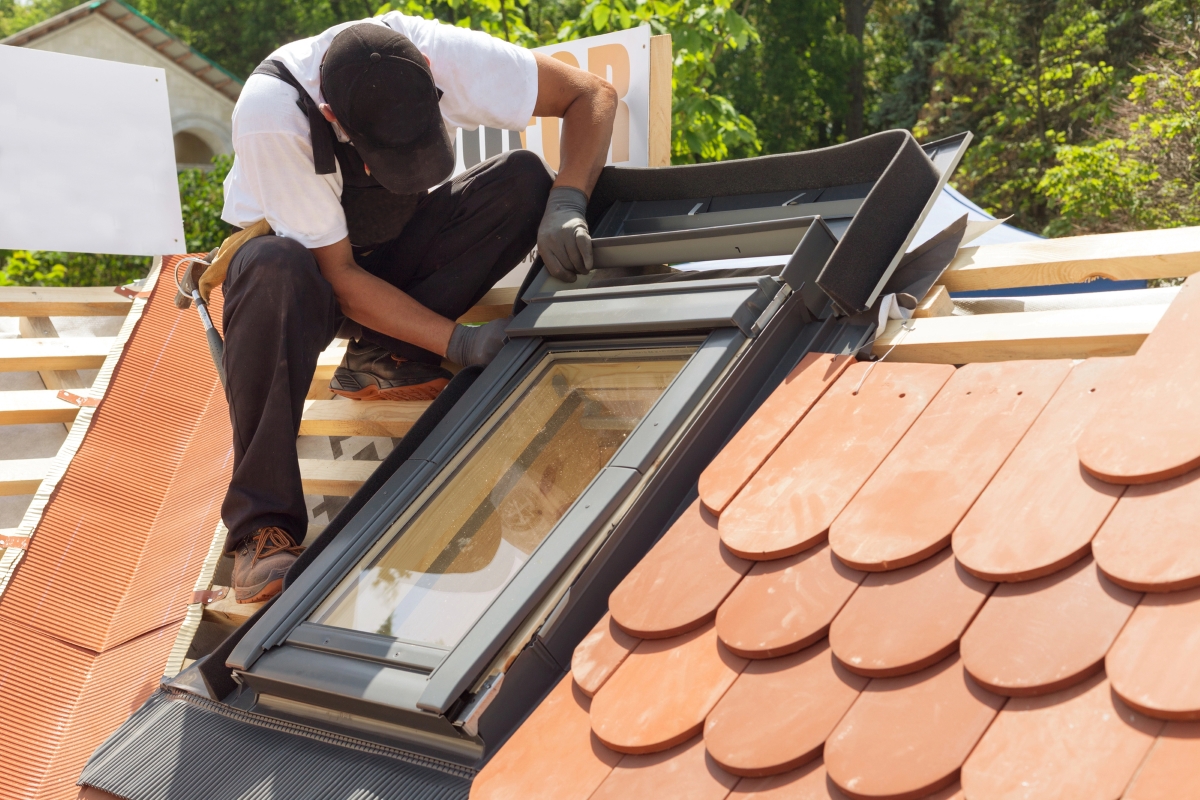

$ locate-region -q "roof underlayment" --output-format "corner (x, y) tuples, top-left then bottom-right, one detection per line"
(0, 258), (231, 800)
(472, 276), (1200, 800)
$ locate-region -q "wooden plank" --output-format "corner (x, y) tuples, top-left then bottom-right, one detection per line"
(313, 341), (347, 384)
(19, 317), (87, 392)
(0, 390), (79, 426)
(0, 286), (131, 317)
(299, 458), (378, 496)
(300, 399), (430, 438)
(648, 34), (673, 168)
(872, 303), (1167, 364)
(940, 227), (1200, 293)
(0, 337), (113, 372)
(202, 587), (266, 626)
(913, 285), (954, 318)
(0, 458), (53, 496)
(455, 286), (519, 324)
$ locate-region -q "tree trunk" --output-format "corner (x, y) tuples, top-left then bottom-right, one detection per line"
(844, 0), (869, 139)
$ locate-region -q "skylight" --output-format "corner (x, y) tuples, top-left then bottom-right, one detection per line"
(311, 346), (695, 649)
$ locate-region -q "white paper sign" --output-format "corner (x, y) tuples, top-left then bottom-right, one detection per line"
(449, 26), (653, 176)
(0, 46), (185, 255)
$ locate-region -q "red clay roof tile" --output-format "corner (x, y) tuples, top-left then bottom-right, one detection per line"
(960, 557), (1139, 696)
(0, 281), (229, 652)
(480, 296), (1200, 800)
(1107, 586), (1200, 720)
(824, 654), (1003, 800)
(1078, 275), (1200, 484)
(952, 358), (1126, 582)
(699, 353), (853, 516)
(0, 263), (231, 799)
(729, 759), (849, 799)
(961, 674), (1161, 800)
(704, 640), (866, 777)
(829, 549), (993, 678)
(590, 622), (747, 754)
(716, 543), (864, 659)
(588, 736), (739, 800)
(1122, 722), (1200, 800)
(572, 611), (641, 697)
(470, 676), (621, 800)
(719, 363), (954, 560)
(609, 500), (752, 639)
(830, 360), (1072, 572)
(1092, 469), (1200, 592)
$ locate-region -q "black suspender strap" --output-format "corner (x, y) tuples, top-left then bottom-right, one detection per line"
(251, 59), (337, 175)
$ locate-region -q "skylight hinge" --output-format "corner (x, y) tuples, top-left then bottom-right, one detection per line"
(749, 283), (793, 338)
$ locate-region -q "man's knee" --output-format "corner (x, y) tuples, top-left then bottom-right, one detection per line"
(225, 235), (333, 315)
(231, 235), (316, 284)
(498, 149), (554, 207)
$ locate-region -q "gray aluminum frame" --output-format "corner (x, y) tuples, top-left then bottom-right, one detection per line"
(228, 327), (748, 758)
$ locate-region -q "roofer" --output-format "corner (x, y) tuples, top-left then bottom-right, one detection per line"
(217, 14), (617, 603)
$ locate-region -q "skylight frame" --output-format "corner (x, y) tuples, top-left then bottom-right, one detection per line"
(229, 331), (744, 744)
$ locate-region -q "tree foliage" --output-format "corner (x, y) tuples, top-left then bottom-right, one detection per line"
(1039, 8), (1200, 234)
(2, 0), (1195, 287)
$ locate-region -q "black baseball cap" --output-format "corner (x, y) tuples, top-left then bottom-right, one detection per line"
(320, 23), (454, 194)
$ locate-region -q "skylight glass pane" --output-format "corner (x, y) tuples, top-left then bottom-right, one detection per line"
(311, 347), (695, 649)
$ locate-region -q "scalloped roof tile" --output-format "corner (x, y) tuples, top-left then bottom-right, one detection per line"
(473, 276), (1200, 800)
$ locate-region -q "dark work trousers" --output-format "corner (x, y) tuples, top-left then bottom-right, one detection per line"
(220, 149), (553, 551)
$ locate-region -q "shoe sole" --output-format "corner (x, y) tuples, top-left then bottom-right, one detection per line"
(236, 577), (282, 604)
(330, 374), (449, 402)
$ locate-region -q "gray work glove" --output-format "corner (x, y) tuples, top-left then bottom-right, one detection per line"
(447, 316), (511, 367)
(537, 186), (593, 282)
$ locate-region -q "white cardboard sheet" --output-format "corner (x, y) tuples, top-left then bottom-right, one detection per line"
(0, 46), (185, 255)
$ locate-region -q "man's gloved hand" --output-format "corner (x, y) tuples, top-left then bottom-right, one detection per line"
(447, 316), (511, 367)
(537, 186), (593, 282)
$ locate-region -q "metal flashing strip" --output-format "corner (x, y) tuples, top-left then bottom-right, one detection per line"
(592, 216), (816, 269)
(508, 282), (776, 338)
(527, 274), (774, 304)
(858, 132), (974, 310)
(161, 520), (229, 678)
(288, 622), (449, 673)
(79, 688), (474, 800)
(0, 257), (161, 600)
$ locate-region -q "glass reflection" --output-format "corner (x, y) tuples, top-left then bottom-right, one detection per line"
(312, 348), (694, 649)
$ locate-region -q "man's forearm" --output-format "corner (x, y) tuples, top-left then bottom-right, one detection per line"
(311, 238), (455, 356)
(555, 83), (617, 195)
(533, 52), (617, 198)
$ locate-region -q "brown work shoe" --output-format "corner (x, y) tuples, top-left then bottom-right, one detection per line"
(330, 340), (451, 401)
(232, 527), (304, 603)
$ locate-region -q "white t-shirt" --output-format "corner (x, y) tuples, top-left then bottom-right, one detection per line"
(221, 13), (539, 249)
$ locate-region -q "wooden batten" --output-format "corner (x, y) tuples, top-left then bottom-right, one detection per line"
(0, 390), (81, 426)
(873, 303), (1166, 364)
(0, 458), (52, 496)
(648, 35), (673, 168)
(0, 337), (113, 373)
(939, 226), (1200, 293)
(298, 458), (377, 496)
(300, 399), (430, 438)
(0, 286), (131, 317)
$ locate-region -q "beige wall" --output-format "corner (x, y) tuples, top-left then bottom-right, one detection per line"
(24, 14), (235, 164)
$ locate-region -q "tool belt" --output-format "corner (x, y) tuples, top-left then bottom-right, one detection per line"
(175, 219), (273, 307)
